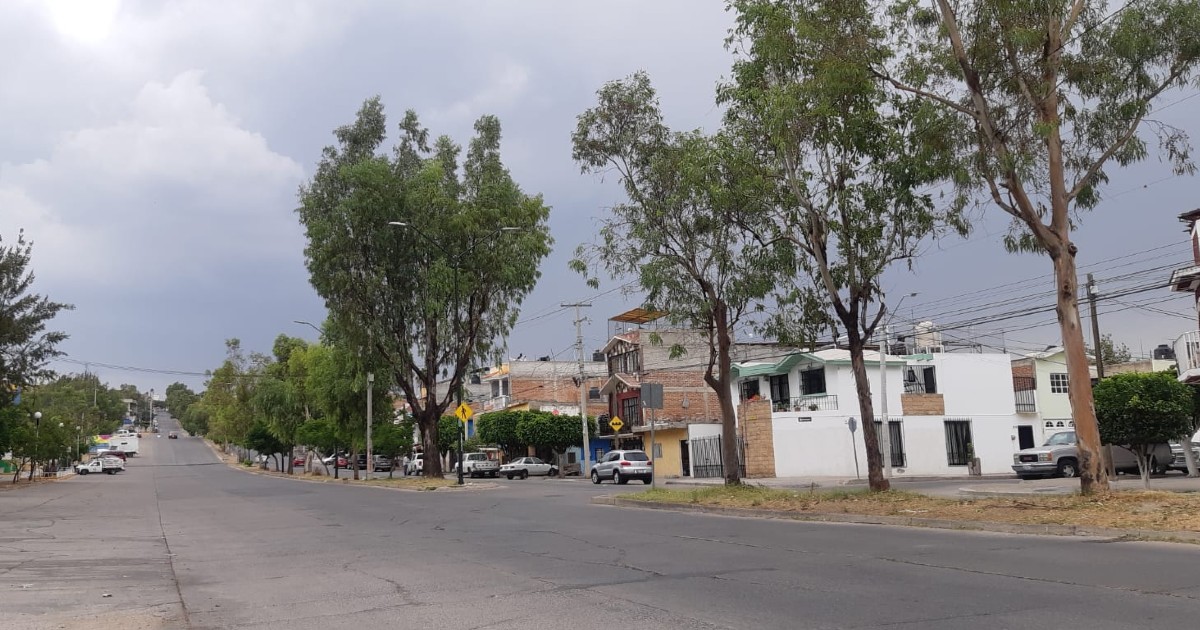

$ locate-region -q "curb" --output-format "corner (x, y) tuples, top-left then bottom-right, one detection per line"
(590, 495), (1200, 544)
(201, 439), (495, 493)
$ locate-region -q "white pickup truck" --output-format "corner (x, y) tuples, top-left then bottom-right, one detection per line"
(75, 457), (124, 475)
(455, 452), (500, 478)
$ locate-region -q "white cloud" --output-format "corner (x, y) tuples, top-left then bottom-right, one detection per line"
(430, 58), (533, 123)
(0, 71), (304, 288)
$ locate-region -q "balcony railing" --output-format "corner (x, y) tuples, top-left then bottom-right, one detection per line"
(1013, 376), (1036, 413)
(1175, 331), (1200, 377)
(481, 395), (509, 412)
(772, 393), (838, 412)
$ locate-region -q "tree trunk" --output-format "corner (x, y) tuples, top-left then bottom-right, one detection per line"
(847, 333), (889, 492)
(351, 447), (359, 480)
(1184, 441), (1198, 478)
(1136, 448), (1151, 490)
(705, 302), (742, 486)
(1051, 251), (1109, 494)
(420, 414), (441, 478)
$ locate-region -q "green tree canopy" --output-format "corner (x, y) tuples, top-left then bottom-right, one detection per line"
(515, 411), (596, 456)
(476, 410), (525, 456)
(1095, 371), (1194, 488)
(297, 99), (553, 478)
(571, 73), (778, 485)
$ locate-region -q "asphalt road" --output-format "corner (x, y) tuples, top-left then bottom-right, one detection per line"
(4, 414), (1200, 629)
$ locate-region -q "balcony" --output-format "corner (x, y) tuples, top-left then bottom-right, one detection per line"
(481, 395), (510, 412)
(1175, 331), (1200, 384)
(771, 393), (838, 412)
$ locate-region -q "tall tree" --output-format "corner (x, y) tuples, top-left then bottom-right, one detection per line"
(164, 382), (200, 420)
(1087, 333), (1133, 367)
(254, 334), (311, 473)
(200, 339), (258, 457)
(879, 0), (1200, 493)
(721, 1), (967, 490)
(571, 73), (778, 485)
(0, 230), (71, 396)
(297, 99), (552, 478)
(304, 342), (390, 480)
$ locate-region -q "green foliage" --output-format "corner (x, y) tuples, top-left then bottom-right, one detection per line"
(179, 405), (209, 436)
(476, 410), (525, 455)
(243, 421), (288, 458)
(0, 230), (72, 394)
(296, 417), (338, 455)
(1095, 372), (1194, 446)
(372, 420), (415, 459)
(165, 382), (199, 420)
(199, 339), (257, 445)
(1088, 333), (1133, 366)
(296, 98), (553, 477)
(304, 342), (391, 450)
(515, 411), (595, 455)
(437, 415), (462, 455)
(23, 373), (128, 438)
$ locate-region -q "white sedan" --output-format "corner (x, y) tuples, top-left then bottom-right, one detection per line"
(499, 457), (558, 480)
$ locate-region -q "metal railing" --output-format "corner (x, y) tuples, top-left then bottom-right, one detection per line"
(481, 395), (509, 412)
(1174, 331), (1200, 376)
(772, 394), (838, 412)
(1013, 376), (1036, 412)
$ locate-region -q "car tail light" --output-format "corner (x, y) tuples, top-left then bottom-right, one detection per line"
(620, 461), (631, 466)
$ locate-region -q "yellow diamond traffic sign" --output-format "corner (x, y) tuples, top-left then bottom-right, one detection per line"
(455, 402), (473, 423)
(608, 416), (624, 431)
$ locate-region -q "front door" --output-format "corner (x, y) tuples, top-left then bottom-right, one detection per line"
(1017, 425), (1035, 450)
(680, 440), (690, 476)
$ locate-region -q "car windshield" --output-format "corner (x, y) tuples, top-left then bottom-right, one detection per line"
(1043, 432), (1076, 446)
(624, 452), (649, 461)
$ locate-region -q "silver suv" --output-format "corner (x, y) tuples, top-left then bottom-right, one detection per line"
(1012, 431), (1172, 479)
(591, 449), (653, 485)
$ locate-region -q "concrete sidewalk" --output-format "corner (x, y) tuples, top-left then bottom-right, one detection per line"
(663, 473), (1013, 489)
(960, 474), (1200, 496)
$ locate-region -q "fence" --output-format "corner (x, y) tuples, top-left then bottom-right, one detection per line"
(690, 434), (746, 479)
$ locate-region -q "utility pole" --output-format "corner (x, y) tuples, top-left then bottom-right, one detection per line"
(366, 372), (374, 479)
(563, 301), (592, 478)
(1087, 273), (1105, 379)
(878, 319), (893, 479)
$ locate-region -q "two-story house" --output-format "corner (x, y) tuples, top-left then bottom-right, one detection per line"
(734, 348), (1026, 478)
(1171, 208), (1200, 384)
(597, 309), (781, 478)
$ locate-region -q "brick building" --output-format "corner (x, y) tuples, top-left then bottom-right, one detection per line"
(597, 310), (782, 477)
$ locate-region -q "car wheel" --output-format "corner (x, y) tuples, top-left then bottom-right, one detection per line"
(615, 471), (628, 485)
(1151, 457), (1168, 476)
(643, 478), (652, 485)
(507, 473), (514, 480)
(549, 467), (558, 477)
(1057, 458), (1079, 478)
(79, 469), (88, 475)
(520, 470), (529, 480)
(490, 471), (497, 478)
(591, 470), (600, 484)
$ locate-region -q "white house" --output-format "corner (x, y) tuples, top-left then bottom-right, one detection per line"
(733, 349), (1025, 478)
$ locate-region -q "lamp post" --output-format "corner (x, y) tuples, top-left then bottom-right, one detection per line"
(57, 422), (64, 471)
(75, 425), (81, 465)
(31, 411), (42, 481)
(389, 221), (521, 486)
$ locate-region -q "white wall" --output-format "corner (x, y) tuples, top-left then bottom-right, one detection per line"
(772, 415), (867, 478)
(686, 423), (724, 477)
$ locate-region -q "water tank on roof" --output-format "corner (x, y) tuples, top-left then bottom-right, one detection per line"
(1154, 344), (1176, 360)
(914, 321), (942, 351)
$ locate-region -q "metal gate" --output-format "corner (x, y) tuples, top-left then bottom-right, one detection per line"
(690, 435), (746, 479)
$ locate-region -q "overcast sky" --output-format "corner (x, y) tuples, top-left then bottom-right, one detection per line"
(2, 0), (1196, 396)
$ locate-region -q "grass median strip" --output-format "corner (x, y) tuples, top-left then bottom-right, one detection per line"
(626, 485), (1200, 533)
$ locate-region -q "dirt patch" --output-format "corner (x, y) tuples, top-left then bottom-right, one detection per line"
(0, 475), (72, 492)
(627, 486), (1200, 532)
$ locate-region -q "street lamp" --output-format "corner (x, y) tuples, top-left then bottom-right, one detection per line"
(31, 411), (42, 481)
(58, 422), (64, 471)
(294, 320), (323, 336)
(388, 221), (522, 485)
(75, 425), (81, 465)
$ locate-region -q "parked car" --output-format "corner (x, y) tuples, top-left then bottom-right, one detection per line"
(591, 449), (653, 485)
(1170, 442), (1200, 474)
(373, 455), (393, 472)
(75, 456), (124, 475)
(292, 455), (307, 467)
(167, 431), (178, 439)
(1012, 431), (1173, 479)
(452, 452), (500, 478)
(405, 452), (424, 476)
(321, 454), (348, 468)
(499, 457), (558, 479)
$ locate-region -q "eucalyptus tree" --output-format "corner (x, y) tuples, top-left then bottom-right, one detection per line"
(571, 73), (780, 485)
(722, 0), (968, 491)
(297, 98), (552, 478)
(304, 342), (391, 480)
(253, 334), (310, 473)
(877, 0), (1200, 493)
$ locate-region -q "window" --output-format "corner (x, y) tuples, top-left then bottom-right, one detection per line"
(588, 387), (601, 400)
(800, 368), (826, 395)
(740, 379), (761, 401)
(652, 443), (662, 458)
(769, 374), (790, 404)
(620, 395), (641, 426)
(1050, 373), (1069, 393)
(873, 420), (906, 467)
(944, 419), (973, 466)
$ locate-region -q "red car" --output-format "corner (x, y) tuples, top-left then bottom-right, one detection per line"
(292, 456), (307, 467)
